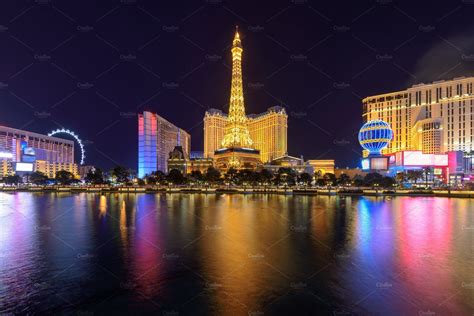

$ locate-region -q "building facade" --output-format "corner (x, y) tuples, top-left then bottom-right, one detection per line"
(167, 146), (214, 175)
(263, 154), (313, 174)
(248, 106), (288, 163)
(0, 125), (77, 178)
(138, 111), (191, 178)
(203, 109), (227, 159)
(35, 161), (78, 179)
(212, 28), (261, 171)
(204, 106), (288, 163)
(308, 159), (335, 175)
(362, 76), (474, 156)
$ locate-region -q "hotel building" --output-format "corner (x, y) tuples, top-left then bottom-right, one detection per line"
(0, 125), (77, 177)
(138, 111), (190, 178)
(362, 76), (474, 156)
(204, 106), (288, 163)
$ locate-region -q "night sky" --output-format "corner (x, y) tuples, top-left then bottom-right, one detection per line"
(1, 0), (474, 170)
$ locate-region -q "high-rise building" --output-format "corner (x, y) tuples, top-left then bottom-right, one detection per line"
(248, 106), (288, 163)
(362, 76), (474, 156)
(203, 30), (288, 164)
(203, 109), (227, 159)
(212, 28), (261, 171)
(0, 125), (77, 177)
(204, 107), (288, 163)
(138, 111), (190, 178)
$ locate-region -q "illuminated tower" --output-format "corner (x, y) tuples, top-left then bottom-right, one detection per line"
(221, 28), (253, 148)
(213, 27), (261, 171)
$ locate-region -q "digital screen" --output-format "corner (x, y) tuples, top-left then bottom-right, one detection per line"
(361, 158), (370, 170)
(15, 162), (34, 172)
(403, 151), (448, 167)
(433, 155), (448, 166)
(0, 152), (13, 159)
(371, 157), (388, 170)
(23, 147), (36, 156)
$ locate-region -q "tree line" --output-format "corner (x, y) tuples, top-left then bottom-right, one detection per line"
(1, 165), (432, 188)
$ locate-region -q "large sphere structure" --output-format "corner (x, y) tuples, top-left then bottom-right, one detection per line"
(358, 120), (393, 156)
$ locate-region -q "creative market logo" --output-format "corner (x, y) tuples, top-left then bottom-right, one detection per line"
(120, 54), (136, 61)
(34, 54), (51, 62)
(77, 82), (94, 90)
(290, 225), (307, 232)
(376, 282), (393, 289)
(162, 25), (179, 32)
(77, 25), (94, 32)
(376, 54), (393, 62)
(205, 54), (222, 62)
(34, 111), (52, 119)
(82, 139), (94, 146)
(461, 54), (474, 62)
(248, 82), (264, 90)
(291, 0), (307, 4)
(162, 82), (179, 89)
(205, 0), (223, 5)
(333, 25), (350, 33)
(162, 253), (180, 260)
(248, 253), (265, 260)
(333, 82), (350, 89)
(333, 139), (350, 146)
(418, 25), (435, 33)
(0, 82), (8, 89)
(120, 112), (137, 119)
(290, 111), (307, 119)
(290, 281), (307, 290)
(205, 225), (222, 231)
(291, 54), (307, 62)
(77, 253), (96, 260)
(0, 25), (8, 32)
(248, 25), (264, 32)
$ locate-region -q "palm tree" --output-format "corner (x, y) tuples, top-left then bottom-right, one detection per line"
(395, 172), (406, 187)
(407, 170), (424, 185)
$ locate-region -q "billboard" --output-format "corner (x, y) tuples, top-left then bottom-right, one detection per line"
(402, 151), (448, 167)
(15, 162), (34, 172)
(371, 157), (389, 170)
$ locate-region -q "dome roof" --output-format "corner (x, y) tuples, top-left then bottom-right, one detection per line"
(358, 120), (393, 155)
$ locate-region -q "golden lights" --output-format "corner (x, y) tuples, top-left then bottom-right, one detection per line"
(221, 28), (254, 149)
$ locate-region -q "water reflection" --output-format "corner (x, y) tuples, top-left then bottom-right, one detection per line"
(0, 193), (472, 315)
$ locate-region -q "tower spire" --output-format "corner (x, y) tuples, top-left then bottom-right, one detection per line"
(221, 27), (253, 148)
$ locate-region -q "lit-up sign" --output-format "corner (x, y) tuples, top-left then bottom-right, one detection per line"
(402, 151), (448, 167)
(371, 157), (388, 170)
(22, 147), (36, 163)
(15, 162), (34, 172)
(23, 147), (35, 156)
(0, 152), (13, 159)
(361, 158), (370, 170)
(433, 168), (442, 175)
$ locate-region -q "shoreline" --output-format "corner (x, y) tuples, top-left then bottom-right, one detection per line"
(1, 186), (474, 198)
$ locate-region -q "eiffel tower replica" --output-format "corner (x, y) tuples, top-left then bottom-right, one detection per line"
(214, 27), (261, 171)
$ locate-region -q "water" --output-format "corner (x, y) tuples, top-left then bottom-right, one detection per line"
(0, 192), (473, 315)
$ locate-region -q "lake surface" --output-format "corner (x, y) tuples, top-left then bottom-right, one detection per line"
(0, 192), (473, 315)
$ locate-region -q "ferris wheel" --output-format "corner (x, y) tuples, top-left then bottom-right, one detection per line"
(48, 128), (86, 165)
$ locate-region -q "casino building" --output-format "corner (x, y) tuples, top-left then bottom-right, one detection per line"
(204, 107), (288, 164)
(0, 125), (77, 178)
(362, 76), (474, 156)
(203, 28), (288, 167)
(138, 111), (191, 178)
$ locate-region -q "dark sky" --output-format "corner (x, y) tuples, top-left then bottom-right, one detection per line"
(1, 0), (474, 170)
